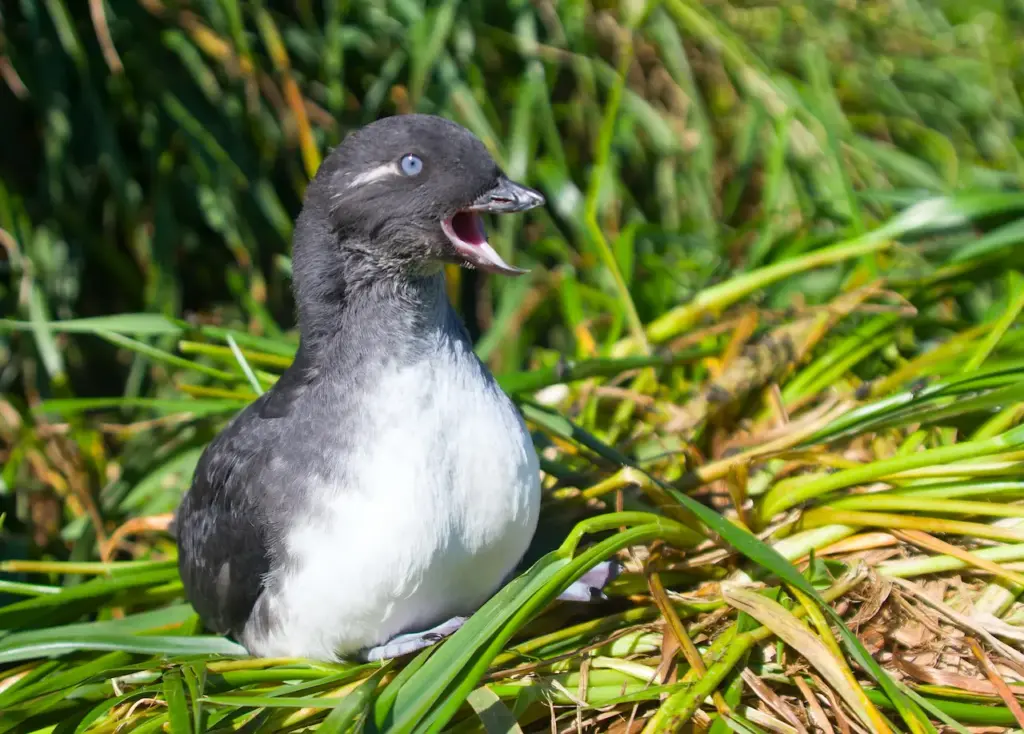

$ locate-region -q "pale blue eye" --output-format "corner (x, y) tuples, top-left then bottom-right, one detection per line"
(400, 154), (423, 176)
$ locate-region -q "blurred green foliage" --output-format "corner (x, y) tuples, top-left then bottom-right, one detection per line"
(5, 0), (1024, 396)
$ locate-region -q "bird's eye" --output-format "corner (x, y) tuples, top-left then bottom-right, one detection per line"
(400, 154), (423, 176)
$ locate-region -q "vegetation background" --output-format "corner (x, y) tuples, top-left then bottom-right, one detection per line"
(3, 0), (1024, 732)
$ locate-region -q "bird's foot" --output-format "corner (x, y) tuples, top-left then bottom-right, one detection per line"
(358, 561), (620, 662)
(359, 615), (468, 662)
(555, 560), (623, 603)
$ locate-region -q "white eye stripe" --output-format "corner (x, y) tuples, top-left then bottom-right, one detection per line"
(346, 163), (401, 189)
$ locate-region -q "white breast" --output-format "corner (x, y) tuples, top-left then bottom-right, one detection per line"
(247, 341), (540, 660)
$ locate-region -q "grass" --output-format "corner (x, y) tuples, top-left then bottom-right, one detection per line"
(4, 0), (1024, 732)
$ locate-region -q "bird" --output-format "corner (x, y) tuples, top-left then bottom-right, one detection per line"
(175, 113), (619, 663)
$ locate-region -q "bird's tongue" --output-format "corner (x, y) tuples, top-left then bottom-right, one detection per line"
(443, 212), (527, 276)
(451, 211), (487, 246)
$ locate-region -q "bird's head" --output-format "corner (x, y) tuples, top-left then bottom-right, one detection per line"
(304, 114), (544, 279)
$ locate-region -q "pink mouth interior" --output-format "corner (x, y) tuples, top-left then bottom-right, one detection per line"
(450, 211), (487, 246)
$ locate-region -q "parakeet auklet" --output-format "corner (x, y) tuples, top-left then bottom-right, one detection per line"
(175, 114), (617, 662)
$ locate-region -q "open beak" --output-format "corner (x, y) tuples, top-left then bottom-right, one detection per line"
(441, 177), (546, 276)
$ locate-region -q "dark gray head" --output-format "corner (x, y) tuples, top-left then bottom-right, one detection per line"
(294, 114), (544, 297)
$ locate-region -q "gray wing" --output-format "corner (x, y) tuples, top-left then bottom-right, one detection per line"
(175, 356), (312, 640)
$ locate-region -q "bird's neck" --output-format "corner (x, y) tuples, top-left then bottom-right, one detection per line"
(295, 265), (457, 368)
(288, 208), (467, 370)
